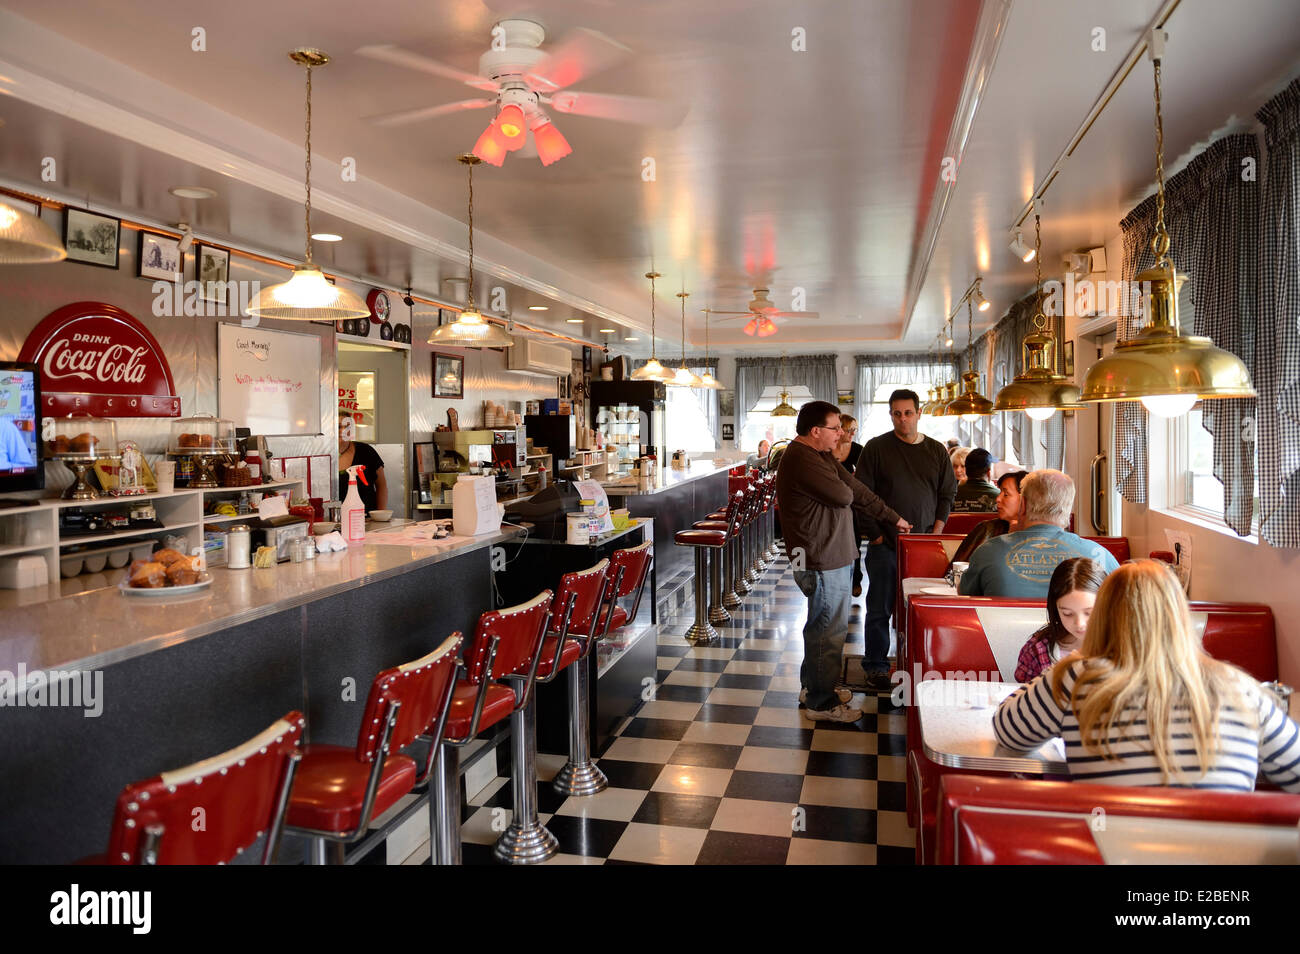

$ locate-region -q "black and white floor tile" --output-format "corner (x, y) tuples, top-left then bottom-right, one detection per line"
(414, 544), (916, 866)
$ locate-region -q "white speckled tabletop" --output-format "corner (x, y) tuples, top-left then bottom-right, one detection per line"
(917, 678), (1068, 774)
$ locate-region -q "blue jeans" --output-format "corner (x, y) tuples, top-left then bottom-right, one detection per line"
(864, 542), (896, 674)
(792, 565), (853, 711)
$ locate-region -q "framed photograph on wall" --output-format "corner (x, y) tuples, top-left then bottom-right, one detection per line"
(433, 352), (464, 399)
(138, 231), (182, 281)
(837, 389), (854, 406)
(64, 208), (120, 269)
(197, 244), (231, 303)
(1063, 340), (1075, 375)
(718, 389), (735, 418)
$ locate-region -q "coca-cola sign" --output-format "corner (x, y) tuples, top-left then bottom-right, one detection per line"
(17, 302), (180, 417)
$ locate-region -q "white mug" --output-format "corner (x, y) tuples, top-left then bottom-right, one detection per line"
(154, 460), (175, 494)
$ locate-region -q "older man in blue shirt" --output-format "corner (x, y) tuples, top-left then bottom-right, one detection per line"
(959, 469), (1118, 597)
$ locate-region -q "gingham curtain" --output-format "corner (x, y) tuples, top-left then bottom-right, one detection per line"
(1119, 133), (1261, 527)
(735, 354), (836, 440)
(1257, 78), (1300, 548)
(852, 353), (958, 427)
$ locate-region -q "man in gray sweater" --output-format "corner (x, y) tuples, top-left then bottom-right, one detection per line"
(777, 401), (910, 722)
(855, 389), (958, 690)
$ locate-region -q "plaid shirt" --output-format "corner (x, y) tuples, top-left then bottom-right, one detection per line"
(1014, 627), (1056, 683)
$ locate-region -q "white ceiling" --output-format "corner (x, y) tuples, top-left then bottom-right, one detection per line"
(1, 0), (1298, 356)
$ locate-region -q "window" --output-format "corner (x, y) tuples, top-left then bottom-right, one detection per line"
(1168, 403), (1258, 530)
(740, 412), (797, 452)
(861, 383), (959, 445)
(665, 384), (717, 454)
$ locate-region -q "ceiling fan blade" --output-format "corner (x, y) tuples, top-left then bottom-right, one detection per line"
(702, 310), (752, 317)
(526, 28), (631, 91)
(355, 44), (498, 92)
(770, 311), (819, 319)
(364, 98), (495, 127)
(547, 90), (687, 127)
(714, 314), (760, 322)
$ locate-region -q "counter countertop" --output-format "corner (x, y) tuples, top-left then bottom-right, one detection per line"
(598, 460), (737, 497)
(0, 525), (522, 679)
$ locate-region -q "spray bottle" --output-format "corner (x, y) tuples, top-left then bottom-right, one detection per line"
(341, 465), (368, 544)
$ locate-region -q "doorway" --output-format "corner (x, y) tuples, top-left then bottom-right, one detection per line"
(1077, 328), (1120, 537)
(338, 343), (410, 518)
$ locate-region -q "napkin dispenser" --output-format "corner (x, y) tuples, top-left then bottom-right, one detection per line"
(251, 514), (310, 562)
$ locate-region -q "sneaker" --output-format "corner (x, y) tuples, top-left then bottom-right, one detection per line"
(852, 583), (863, 598)
(863, 670), (894, 693)
(805, 703), (863, 723)
(799, 687), (854, 707)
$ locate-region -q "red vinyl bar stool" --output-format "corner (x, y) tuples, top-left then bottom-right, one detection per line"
(286, 634), (462, 864)
(749, 474), (773, 576)
(539, 559), (615, 798)
(764, 475), (780, 562)
(675, 495), (747, 644)
(692, 495), (745, 626)
(733, 483), (757, 595)
(704, 490), (745, 611)
(597, 540), (654, 636)
(89, 711), (304, 865)
(429, 591), (552, 866)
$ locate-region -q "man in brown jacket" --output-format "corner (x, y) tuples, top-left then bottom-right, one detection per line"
(776, 401), (911, 722)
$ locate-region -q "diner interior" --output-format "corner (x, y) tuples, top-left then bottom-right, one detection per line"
(0, 0), (1298, 872)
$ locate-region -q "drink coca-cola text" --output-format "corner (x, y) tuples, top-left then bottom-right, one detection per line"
(42, 339), (149, 385)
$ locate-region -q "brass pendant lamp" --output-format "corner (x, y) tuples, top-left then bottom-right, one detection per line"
(946, 296), (994, 420)
(631, 271), (675, 381)
(428, 155), (515, 348)
(771, 353), (797, 417)
(993, 210), (1084, 420)
(933, 319), (956, 415)
(1080, 36), (1254, 416)
(667, 291), (703, 387)
(247, 50), (369, 322)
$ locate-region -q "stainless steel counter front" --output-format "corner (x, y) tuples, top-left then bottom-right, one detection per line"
(0, 525), (522, 678)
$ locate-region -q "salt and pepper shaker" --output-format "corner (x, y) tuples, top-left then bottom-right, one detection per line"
(227, 525), (251, 569)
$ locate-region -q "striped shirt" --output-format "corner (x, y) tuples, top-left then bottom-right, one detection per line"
(993, 659), (1300, 792)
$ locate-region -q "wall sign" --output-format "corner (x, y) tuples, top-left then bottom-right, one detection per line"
(16, 301), (181, 417)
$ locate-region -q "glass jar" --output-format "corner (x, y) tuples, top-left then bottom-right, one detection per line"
(226, 524), (251, 569)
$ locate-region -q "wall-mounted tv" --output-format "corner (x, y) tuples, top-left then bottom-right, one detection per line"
(0, 361), (45, 493)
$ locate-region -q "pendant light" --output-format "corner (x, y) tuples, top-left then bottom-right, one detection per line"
(697, 304), (723, 390)
(631, 271), (674, 381)
(946, 297), (994, 421)
(428, 155), (515, 348)
(771, 354), (797, 418)
(0, 200), (65, 264)
(668, 291), (703, 387)
(247, 50), (369, 322)
(1081, 34), (1254, 416)
(993, 209), (1084, 420)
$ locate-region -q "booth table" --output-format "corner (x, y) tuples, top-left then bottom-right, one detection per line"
(917, 678), (1068, 775)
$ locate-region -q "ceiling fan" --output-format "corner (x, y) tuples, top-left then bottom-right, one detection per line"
(357, 19), (686, 167)
(703, 289), (819, 338)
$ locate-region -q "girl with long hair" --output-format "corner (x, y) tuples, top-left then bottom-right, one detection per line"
(995, 560), (1300, 790)
(1013, 558), (1107, 682)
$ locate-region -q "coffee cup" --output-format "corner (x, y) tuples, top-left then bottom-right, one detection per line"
(154, 460), (175, 494)
(949, 561), (970, 587)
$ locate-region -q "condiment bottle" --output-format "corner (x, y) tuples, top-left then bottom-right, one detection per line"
(341, 465), (367, 544)
(227, 525), (251, 569)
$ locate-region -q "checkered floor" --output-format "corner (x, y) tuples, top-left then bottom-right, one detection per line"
(418, 544), (916, 865)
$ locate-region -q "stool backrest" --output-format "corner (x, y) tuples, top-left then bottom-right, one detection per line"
(464, 590), (553, 683)
(355, 633), (463, 761)
(552, 558), (610, 637)
(609, 540), (653, 599)
(105, 711), (304, 865)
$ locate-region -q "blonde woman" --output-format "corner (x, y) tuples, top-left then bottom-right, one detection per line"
(994, 560), (1300, 791)
(949, 446), (971, 484)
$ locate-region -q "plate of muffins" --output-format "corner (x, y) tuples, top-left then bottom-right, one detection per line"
(119, 548), (212, 596)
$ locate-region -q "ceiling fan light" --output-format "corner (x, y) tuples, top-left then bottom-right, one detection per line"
(247, 264), (370, 320)
(532, 121), (572, 166)
(496, 105), (526, 149)
(472, 122), (508, 166)
(757, 317), (777, 337)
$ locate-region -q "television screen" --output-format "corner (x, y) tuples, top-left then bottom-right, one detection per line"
(0, 362), (43, 492)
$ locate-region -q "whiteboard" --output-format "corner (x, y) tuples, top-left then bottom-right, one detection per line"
(217, 323), (322, 436)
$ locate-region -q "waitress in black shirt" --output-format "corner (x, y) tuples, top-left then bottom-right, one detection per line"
(338, 415), (388, 513)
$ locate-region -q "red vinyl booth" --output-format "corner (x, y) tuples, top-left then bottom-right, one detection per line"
(935, 775), (1300, 865)
(905, 595), (1279, 863)
(942, 512), (1075, 535)
(895, 533), (1131, 636)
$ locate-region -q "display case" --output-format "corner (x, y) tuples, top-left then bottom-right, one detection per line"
(169, 414), (236, 488)
(596, 403), (643, 477)
(45, 413), (118, 500)
(589, 380), (666, 473)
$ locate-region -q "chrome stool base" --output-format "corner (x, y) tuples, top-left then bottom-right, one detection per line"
(494, 820), (560, 865)
(707, 548), (731, 624)
(553, 759), (609, 797)
(685, 620), (718, 644)
(708, 605), (732, 624)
